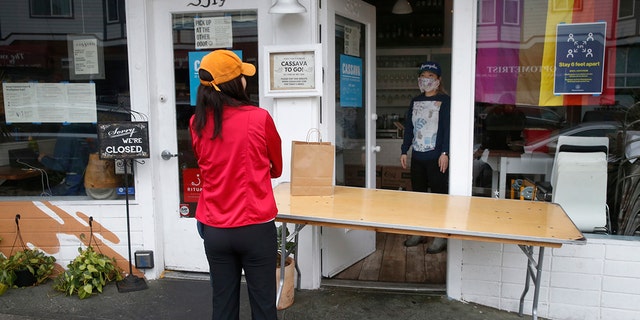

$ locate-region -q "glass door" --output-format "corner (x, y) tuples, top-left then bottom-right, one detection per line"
(321, 0), (378, 277)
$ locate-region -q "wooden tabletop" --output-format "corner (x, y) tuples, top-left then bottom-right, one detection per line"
(274, 183), (585, 248)
(0, 165), (42, 180)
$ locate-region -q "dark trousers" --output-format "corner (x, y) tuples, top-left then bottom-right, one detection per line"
(201, 221), (278, 320)
(410, 156), (449, 194)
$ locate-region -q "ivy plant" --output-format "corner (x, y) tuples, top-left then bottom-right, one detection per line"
(0, 248), (56, 289)
(54, 246), (124, 299)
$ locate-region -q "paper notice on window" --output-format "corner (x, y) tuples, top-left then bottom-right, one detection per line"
(73, 38), (100, 75)
(3, 82), (97, 123)
(344, 24), (361, 57)
(194, 16), (233, 50)
(2, 83), (37, 121)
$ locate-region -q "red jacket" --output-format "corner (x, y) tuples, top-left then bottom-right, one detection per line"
(190, 105), (283, 228)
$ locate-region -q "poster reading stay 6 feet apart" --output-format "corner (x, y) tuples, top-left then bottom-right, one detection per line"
(554, 22), (606, 95)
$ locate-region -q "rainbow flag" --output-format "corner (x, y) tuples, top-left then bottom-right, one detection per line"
(475, 0), (617, 107)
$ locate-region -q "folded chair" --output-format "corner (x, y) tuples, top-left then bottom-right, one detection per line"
(551, 136), (609, 233)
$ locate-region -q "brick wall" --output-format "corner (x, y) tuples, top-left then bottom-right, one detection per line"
(459, 236), (640, 320)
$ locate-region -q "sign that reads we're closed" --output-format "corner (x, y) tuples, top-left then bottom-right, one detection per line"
(97, 121), (150, 159)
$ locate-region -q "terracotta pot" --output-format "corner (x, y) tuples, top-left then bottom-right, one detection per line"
(275, 256), (295, 310)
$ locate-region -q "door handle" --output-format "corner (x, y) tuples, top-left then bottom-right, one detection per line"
(161, 150), (180, 160)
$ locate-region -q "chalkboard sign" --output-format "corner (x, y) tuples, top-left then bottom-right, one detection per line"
(97, 121), (150, 159)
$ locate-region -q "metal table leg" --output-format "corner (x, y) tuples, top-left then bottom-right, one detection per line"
(276, 222), (305, 307)
(518, 245), (545, 320)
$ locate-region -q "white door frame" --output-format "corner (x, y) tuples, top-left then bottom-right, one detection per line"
(148, 0), (274, 272)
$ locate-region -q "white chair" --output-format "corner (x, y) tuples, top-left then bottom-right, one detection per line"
(551, 136), (609, 233)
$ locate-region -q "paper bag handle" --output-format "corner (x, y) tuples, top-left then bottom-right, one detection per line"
(306, 128), (322, 142)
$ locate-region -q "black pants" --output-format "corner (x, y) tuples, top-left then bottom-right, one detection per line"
(410, 156), (449, 194)
(201, 221), (277, 320)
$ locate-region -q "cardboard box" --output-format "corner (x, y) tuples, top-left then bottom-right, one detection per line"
(381, 166), (412, 191)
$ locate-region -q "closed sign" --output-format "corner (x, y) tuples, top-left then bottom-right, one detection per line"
(97, 121), (150, 159)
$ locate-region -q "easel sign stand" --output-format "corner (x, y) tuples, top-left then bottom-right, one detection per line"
(96, 121), (150, 293)
(116, 158), (148, 292)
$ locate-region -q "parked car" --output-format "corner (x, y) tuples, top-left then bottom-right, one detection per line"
(523, 121), (620, 154)
(518, 105), (566, 129)
(479, 105), (566, 129)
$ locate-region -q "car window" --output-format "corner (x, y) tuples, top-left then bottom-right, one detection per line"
(572, 129), (616, 137)
(541, 109), (559, 121)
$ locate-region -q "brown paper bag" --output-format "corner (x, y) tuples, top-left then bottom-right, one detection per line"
(290, 131), (335, 196)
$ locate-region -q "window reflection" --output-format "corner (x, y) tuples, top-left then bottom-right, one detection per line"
(0, 0), (131, 199)
(473, 0), (640, 236)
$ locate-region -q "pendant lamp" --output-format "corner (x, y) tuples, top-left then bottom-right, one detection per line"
(269, 0), (307, 14)
(392, 0), (413, 14)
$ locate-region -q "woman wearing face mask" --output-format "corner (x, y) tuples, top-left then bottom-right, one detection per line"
(399, 61), (450, 254)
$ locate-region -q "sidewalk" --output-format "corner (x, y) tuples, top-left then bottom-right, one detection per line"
(0, 272), (533, 320)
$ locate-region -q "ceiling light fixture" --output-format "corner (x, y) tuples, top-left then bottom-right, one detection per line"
(392, 0), (413, 15)
(269, 0), (307, 14)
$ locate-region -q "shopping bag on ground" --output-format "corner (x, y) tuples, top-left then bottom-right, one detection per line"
(290, 129), (335, 196)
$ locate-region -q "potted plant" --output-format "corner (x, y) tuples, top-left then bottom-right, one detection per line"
(53, 246), (124, 299)
(276, 225), (296, 310)
(0, 251), (7, 296)
(0, 248), (57, 289)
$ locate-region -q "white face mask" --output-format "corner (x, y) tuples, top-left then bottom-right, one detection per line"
(418, 77), (440, 93)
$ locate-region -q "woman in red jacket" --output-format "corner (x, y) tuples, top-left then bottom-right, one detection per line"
(190, 50), (283, 320)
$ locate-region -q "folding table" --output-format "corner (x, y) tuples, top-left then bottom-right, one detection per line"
(274, 183), (585, 320)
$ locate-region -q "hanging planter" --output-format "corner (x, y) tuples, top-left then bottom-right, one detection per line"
(53, 246), (124, 299)
(14, 269), (37, 287)
(0, 248), (57, 288)
(0, 215), (57, 291)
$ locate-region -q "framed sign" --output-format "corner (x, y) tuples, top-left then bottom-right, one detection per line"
(263, 44), (322, 97)
(97, 121), (150, 159)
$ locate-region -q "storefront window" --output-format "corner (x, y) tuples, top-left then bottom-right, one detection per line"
(473, 0), (640, 236)
(0, 0), (132, 200)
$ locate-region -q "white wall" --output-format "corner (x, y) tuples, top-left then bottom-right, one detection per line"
(459, 236), (640, 320)
(267, 0), (323, 290)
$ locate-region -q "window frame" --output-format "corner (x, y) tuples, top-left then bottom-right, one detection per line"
(106, 0), (120, 24)
(29, 0), (74, 19)
(618, 0), (635, 19)
(478, 0), (496, 25)
(502, 0), (520, 26)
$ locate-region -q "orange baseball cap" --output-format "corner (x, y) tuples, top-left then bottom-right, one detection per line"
(199, 50), (256, 91)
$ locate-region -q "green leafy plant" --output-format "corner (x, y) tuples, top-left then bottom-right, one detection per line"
(277, 225), (296, 268)
(53, 246), (124, 299)
(0, 248), (56, 290)
(0, 252), (8, 296)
